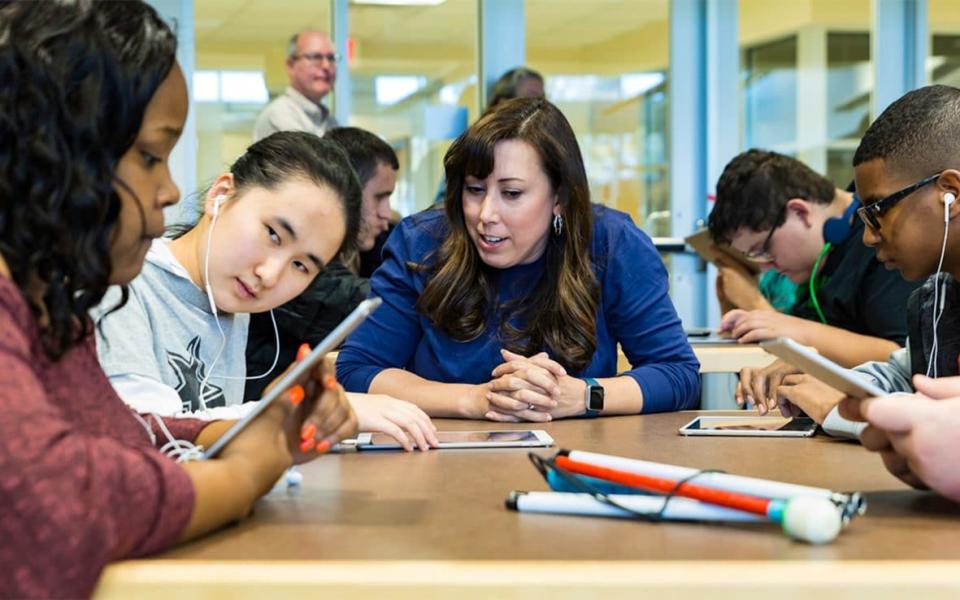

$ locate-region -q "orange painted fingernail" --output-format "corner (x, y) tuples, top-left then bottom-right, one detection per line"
(297, 343), (311, 361)
(300, 423), (317, 441)
(299, 438), (316, 452)
(323, 374), (337, 391)
(315, 440), (331, 454)
(287, 385), (305, 405)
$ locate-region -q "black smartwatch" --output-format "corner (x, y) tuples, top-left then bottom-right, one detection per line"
(582, 377), (604, 417)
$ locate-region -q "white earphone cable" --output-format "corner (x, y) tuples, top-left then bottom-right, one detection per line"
(198, 195), (281, 411)
(926, 195), (953, 377)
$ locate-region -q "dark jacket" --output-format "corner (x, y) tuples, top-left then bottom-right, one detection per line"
(244, 259), (369, 401)
(907, 273), (960, 378)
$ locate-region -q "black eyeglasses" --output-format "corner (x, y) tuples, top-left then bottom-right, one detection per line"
(294, 52), (339, 65)
(857, 172), (942, 231)
(744, 208), (786, 262)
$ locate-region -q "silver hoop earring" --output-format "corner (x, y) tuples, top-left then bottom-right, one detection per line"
(553, 213), (563, 236)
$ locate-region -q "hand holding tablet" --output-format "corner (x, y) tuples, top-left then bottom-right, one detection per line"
(759, 337), (887, 399)
(203, 298), (382, 459)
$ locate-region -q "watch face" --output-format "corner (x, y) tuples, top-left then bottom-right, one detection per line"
(588, 385), (605, 410)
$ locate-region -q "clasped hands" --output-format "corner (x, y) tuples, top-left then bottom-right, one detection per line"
(480, 349), (586, 423)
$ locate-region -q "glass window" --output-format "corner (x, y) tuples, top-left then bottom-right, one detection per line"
(743, 36), (798, 154)
(194, 1), (333, 191)
(928, 1), (960, 89)
(526, 0), (670, 235)
(347, 0), (478, 216)
(740, 0), (873, 187)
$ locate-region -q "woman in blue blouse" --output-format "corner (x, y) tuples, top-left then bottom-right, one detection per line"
(337, 97), (699, 421)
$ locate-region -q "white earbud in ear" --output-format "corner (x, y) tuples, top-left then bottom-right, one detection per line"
(205, 194), (227, 316)
(212, 194), (226, 217)
(945, 193), (956, 223)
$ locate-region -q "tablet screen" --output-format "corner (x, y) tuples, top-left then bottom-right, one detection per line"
(686, 416), (816, 432)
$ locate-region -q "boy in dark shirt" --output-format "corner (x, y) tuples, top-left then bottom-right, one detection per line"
(708, 150), (919, 368)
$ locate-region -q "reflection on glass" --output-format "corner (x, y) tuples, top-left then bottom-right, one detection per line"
(741, 29), (871, 187)
(526, 0), (670, 236)
(348, 0), (477, 216)
(193, 1), (333, 193)
(931, 36), (960, 87)
(743, 37), (797, 154)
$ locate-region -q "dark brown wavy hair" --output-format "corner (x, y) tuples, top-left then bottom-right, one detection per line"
(416, 97), (599, 372)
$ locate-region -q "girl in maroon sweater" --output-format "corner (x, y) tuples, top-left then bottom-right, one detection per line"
(0, 2), (357, 597)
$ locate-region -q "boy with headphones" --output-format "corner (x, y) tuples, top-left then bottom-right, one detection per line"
(708, 150), (920, 370)
(838, 85), (960, 501)
(744, 85), (960, 447)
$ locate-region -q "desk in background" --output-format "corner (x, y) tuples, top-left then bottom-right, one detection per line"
(330, 342), (774, 376)
(97, 412), (960, 598)
(615, 342), (775, 374)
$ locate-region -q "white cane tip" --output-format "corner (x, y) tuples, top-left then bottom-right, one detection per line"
(781, 497), (842, 544)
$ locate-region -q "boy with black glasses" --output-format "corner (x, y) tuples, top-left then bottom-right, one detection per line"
(708, 150), (919, 372)
(741, 84), (960, 441)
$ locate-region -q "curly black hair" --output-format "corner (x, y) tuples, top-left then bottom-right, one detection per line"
(708, 149), (836, 245)
(854, 84), (960, 179)
(0, 0), (177, 358)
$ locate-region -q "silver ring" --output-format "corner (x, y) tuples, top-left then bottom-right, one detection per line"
(528, 403), (536, 411)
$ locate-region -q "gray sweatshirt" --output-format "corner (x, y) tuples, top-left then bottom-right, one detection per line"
(94, 239), (250, 418)
(821, 347), (912, 439)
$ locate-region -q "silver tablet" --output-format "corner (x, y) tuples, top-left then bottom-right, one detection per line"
(203, 297), (382, 459)
(759, 337), (887, 399)
(679, 415), (818, 437)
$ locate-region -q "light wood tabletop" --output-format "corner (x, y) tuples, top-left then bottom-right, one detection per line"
(96, 412), (960, 598)
(616, 343), (775, 373)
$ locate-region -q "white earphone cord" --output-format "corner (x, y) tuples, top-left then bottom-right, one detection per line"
(926, 195), (953, 377)
(198, 195), (281, 412)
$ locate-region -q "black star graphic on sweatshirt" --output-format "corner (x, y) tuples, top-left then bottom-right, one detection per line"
(166, 335), (225, 412)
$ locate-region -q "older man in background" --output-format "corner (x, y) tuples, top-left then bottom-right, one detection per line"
(254, 30), (339, 140)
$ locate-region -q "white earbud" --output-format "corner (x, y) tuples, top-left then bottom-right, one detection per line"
(945, 192), (956, 223)
(205, 195), (227, 316)
(212, 194), (226, 217)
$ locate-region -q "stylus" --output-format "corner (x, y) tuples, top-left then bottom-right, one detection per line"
(506, 491), (765, 522)
(555, 455), (843, 544)
(562, 449), (866, 524)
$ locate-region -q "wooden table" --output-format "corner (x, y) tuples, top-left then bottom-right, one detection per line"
(96, 413), (960, 598)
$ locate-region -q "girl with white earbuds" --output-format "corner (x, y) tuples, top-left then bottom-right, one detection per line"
(94, 131), (438, 450)
(95, 132), (353, 417)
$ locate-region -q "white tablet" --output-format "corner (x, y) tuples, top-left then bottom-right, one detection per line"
(679, 415), (817, 437)
(203, 297), (382, 459)
(352, 429), (554, 450)
(759, 337), (887, 399)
